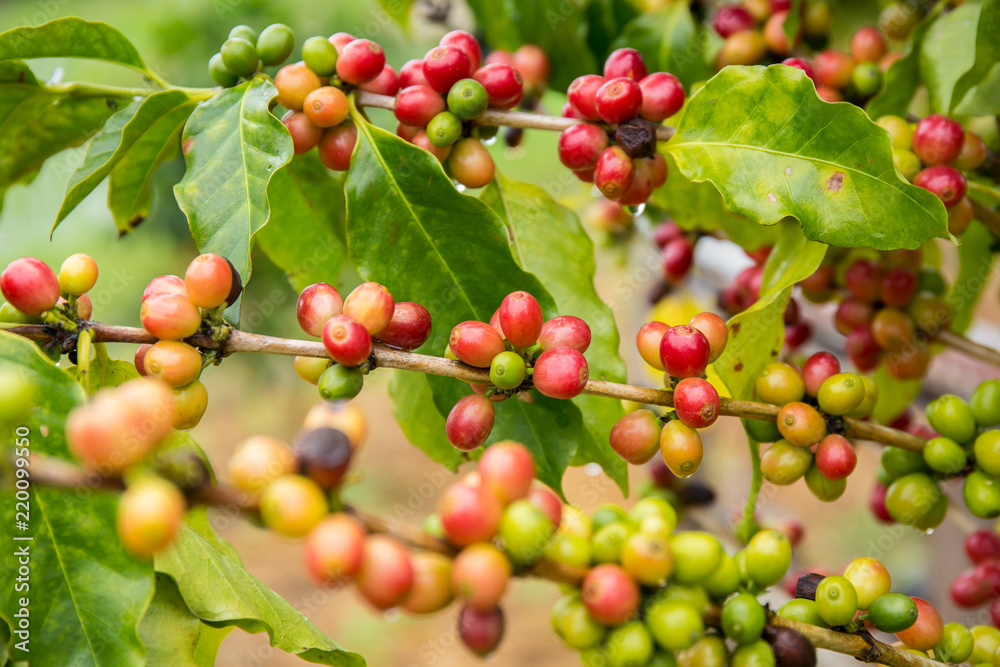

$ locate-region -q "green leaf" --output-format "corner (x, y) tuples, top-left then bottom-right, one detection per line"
(481, 172), (629, 493)
(138, 573), (231, 667)
(256, 152), (347, 292)
(871, 364), (922, 425)
(156, 510), (365, 667)
(611, 4), (712, 88)
(174, 78), (294, 303)
(866, 2), (944, 119)
(0, 18), (147, 71)
(665, 65), (949, 250)
(783, 0), (803, 43)
(0, 60), (131, 195)
(584, 0), (640, 64)
(389, 371), (465, 470)
(921, 0), (1000, 114)
(954, 61), (1000, 116)
(0, 333), (153, 667)
(947, 220), (997, 334)
(377, 0), (414, 27)
(715, 223), (826, 401)
(54, 90), (197, 233)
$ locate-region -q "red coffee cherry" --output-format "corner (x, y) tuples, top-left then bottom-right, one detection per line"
(834, 299), (875, 336)
(336, 39), (386, 85)
(813, 50), (855, 88)
(458, 605), (505, 656)
(967, 530), (1000, 563)
(659, 325), (710, 378)
(322, 315), (372, 367)
(451, 543), (511, 610)
(610, 409), (662, 464)
(563, 101), (587, 119)
(398, 58), (430, 88)
(851, 26), (887, 62)
(638, 72), (685, 122)
(815, 434), (857, 480)
(227, 434), (296, 492)
(533, 347), (589, 399)
(688, 312), (728, 363)
(785, 321), (811, 349)
(184, 253), (234, 309)
(480, 440), (536, 503)
(894, 597), (943, 651)
(58, 253), (98, 296)
(134, 344), (152, 376)
(512, 44), (550, 90)
(648, 154), (668, 188)
(636, 321), (670, 370)
(527, 484), (562, 528)
(439, 481), (502, 545)
(603, 48), (648, 81)
(374, 301), (432, 350)
(303, 86), (349, 128)
(423, 45), (472, 93)
(274, 63), (321, 111)
(662, 237), (694, 283)
(297, 282), (343, 337)
(595, 77), (643, 124)
(394, 85), (446, 127)
(880, 267), (918, 308)
(950, 570), (992, 608)
(318, 124), (357, 171)
(359, 65), (400, 96)
(846, 325), (880, 371)
(282, 110), (323, 155)
(782, 57), (814, 80)
(582, 563), (640, 625)
(304, 513), (366, 585)
(538, 316), (591, 353)
(440, 30), (482, 70)
(450, 321), (505, 367)
(713, 4), (756, 37)
(619, 157), (654, 206)
(558, 124), (610, 171)
(343, 282), (395, 335)
(473, 63), (523, 109)
(955, 130), (988, 171)
(498, 291), (544, 348)
(447, 394), (496, 451)
(396, 121), (421, 142)
(913, 166), (967, 207)
(329, 32), (355, 53)
(143, 341), (202, 388)
(844, 259), (883, 302)
(403, 551), (454, 615)
(737, 265), (764, 306)
(912, 114), (964, 166)
(1, 257), (60, 316)
(567, 74), (606, 121)
(802, 351), (841, 397)
(141, 293), (201, 340)
(141, 275), (186, 303)
(295, 427), (354, 489)
(673, 377), (720, 429)
(411, 130), (452, 162)
(116, 477), (186, 558)
(355, 534), (414, 610)
(595, 146), (635, 200)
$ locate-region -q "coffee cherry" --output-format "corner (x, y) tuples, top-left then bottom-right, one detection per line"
(814, 434), (857, 481)
(282, 110), (322, 154)
(295, 427), (353, 489)
(660, 325), (710, 378)
(426, 111), (462, 147)
(673, 378), (720, 429)
(646, 599), (704, 654)
(297, 37), (337, 79)
(221, 37), (258, 78)
(394, 85), (446, 127)
(895, 597), (943, 651)
(882, 445), (931, 479)
(964, 470), (1000, 519)
(761, 439), (813, 485)
(343, 282), (394, 335)
(411, 130), (452, 162)
(255, 24), (294, 66)
(668, 531), (722, 586)
(275, 64), (320, 111)
(451, 542), (510, 610)
(1, 257), (60, 316)
(950, 570), (992, 608)
(813, 50), (855, 88)
(57, 253), (98, 296)
(582, 563), (640, 625)
(318, 123), (357, 171)
(660, 420), (703, 478)
(538, 316), (591, 353)
(374, 302), (432, 350)
(777, 402), (826, 447)
(638, 72), (684, 122)
(852, 61), (882, 97)
(440, 481), (502, 546)
(566, 74), (606, 120)
(886, 472), (944, 526)
(912, 114), (964, 166)
(552, 595), (606, 649)
(610, 409), (661, 465)
(591, 519), (634, 564)
(142, 341), (202, 388)
(742, 528), (791, 589)
(297, 283), (343, 337)
(686, 312), (727, 364)
(661, 237), (694, 283)
(618, 531), (672, 586)
(227, 435), (296, 492)
(498, 291), (543, 348)
(303, 513), (365, 585)
(722, 592), (766, 646)
(848, 26), (886, 63)
(558, 124), (609, 171)
(745, 415), (781, 443)
(914, 165), (967, 207)
(717, 30), (768, 67)
(479, 441), (535, 503)
(594, 146), (635, 200)
(499, 499), (554, 566)
(922, 436), (966, 474)
(954, 131), (987, 171)
(926, 394), (976, 443)
(839, 557), (891, 612)
(209, 53), (237, 86)
(321, 315), (372, 367)
(140, 293), (201, 341)
(966, 529), (1000, 563)
(817, 373), (865, 415)
(355, 534), (413, 610)
(445, 394), (494, 451)
(458, 605), (504, 656)
(303, 402), (367, 451)
(763, 11), (798, 55)
(450, 321), (505, 367)
(845, 325), (880, 371)
(447, 78), (488, 120)
(449, 138), (495, 189)
(844, 259), (882, 302)
(806, 462), (847, 501)
(398, 551), (452, 615)
(259, 474), (328, 537)
(866, 593), (917, 634)
(302, 86), (349, 128)
(335, 38), (384, 85)
(636, 322), (670, 370)
(713, 5), (755, 37)
(184, 253), (233, 309)
(424, 45), (474, 93)
(596, 77), (642, 124)
(815, 576), (858, 627)
(934, 623), (974, 663)
(877, 267), (918, 310)
(116, 477), (186, 558)
(317, 364), (363, 401)
(359, 64), (399, 96)
(801, 352), (840, 398)
(755, 362), (805, 405)
(473, 63), (523, 109)
(533, 347), (589, 399)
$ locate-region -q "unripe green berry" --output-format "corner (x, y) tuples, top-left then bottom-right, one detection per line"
(447, 78), (489, 120)
(256, 24), (295, 66)
(922, 436), (967, 474)
(489, 350), (525, 390)
(852, 61), (882, 96)
(427, 111), (463, 147)
(209, 53), (238, 87)
(972, 379), (1000, 428)
(221, 38), (258, 78)
(317, 364), (364, 401)
(302, 36), (338, 77)
(229, 25), (257, 43)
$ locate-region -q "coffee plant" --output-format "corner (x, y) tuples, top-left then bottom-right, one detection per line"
(1, 0), (1000, 665)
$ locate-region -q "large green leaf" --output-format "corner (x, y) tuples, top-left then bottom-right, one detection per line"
(54, 90), (197, 233)
(174, 78), (293, 297)
(377, 0), (414, 27)
(610, 3), (713, 88)
(585, 0), (640, 64)
(921, 0), (1000, 114)
(0, 18), (147, 71)
(947, 220), (997, 334)
(665, 65), (950, 250)
(871, 364), (922, 425)
(389, 371), (464, 470)
(138, 573), (231, 667)
(156, 510), (364, 667)
(481, 172), (628, 493)
(866, 2), (944, 119)
(0, 60), (131, 195)
(0, 333), (153, 667)
(256, 152), (347, 292)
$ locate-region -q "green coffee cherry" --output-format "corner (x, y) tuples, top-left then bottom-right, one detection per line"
(499, 499), (554, 566)
(229, 25), (257, 43)
(591, 520), (634, 564)
(744, 528), (792, 587)
(926, 394), (977, 443)
(447, 78), (489, 120)
(0, 366), (34, 423)
(882, 445), (930, 479)
(777, 599), (828, 627)
(886, 473), (943, 526)
(256, 24), (295, 66)
(845, 375), (878, 419)
(645, 599), (703, 652)
(489, 350), (525, 389)
(976, 431), (1000, 475)
(629, 497), (678, 533)
(603, 621), (654, 667)
(221, 38), (258, 78)
(0, 301), (37, 324)
(592, 504), (631, 533)
(923, 437), (967, 474)
(745, 417), (781, 443)
(317, 364), (363, 401)
(964, 470), (1000, 519)
(893, 148), (922, 181)
(852, 61), (882, 96)
(805, 463), (846, 502)
(209, 53), (238, 87)
(730, 640), (776, 667)
(545, 534), (590, 568)
(551, 595), (605, 650)
(302, 36), (338, 77)
(935, 622), (974, 663)
(427, 111), (463, 147)
(703, 553), (741, 599)
(670, 531), (722, 584)
(867, 593), (918, 633)
(721, 592), (766, 645)
(815, 575), (858, 626)
(972, 379), (1000, 427)
(817, 372), (865, 416)
(877, 115), (913, 149)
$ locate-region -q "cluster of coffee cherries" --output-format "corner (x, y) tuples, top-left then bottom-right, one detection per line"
(801, 247), (949, 380)
(0, 254), (98, 348)
(950, 529), (1000, 625)
(751, 354), (876, 500)
(711, 0), (832, 70)
(780, 560), (978, 663)
(444, 291), (592, 451)
(619, 312), (728, 479)
(877, 113), (984, 234)
(870, 379), (1000, 530)
(652, 220), (696, 287)
(557, 48), (682, 207)
(136, 253), (243, 431)
(294, 281), (432, 401)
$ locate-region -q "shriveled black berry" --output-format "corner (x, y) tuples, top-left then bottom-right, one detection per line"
(794, 572), (826, 600)
(615, 117), (657, 158)
(763, 625), (817, 667)
(295, 427), (353, 489)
